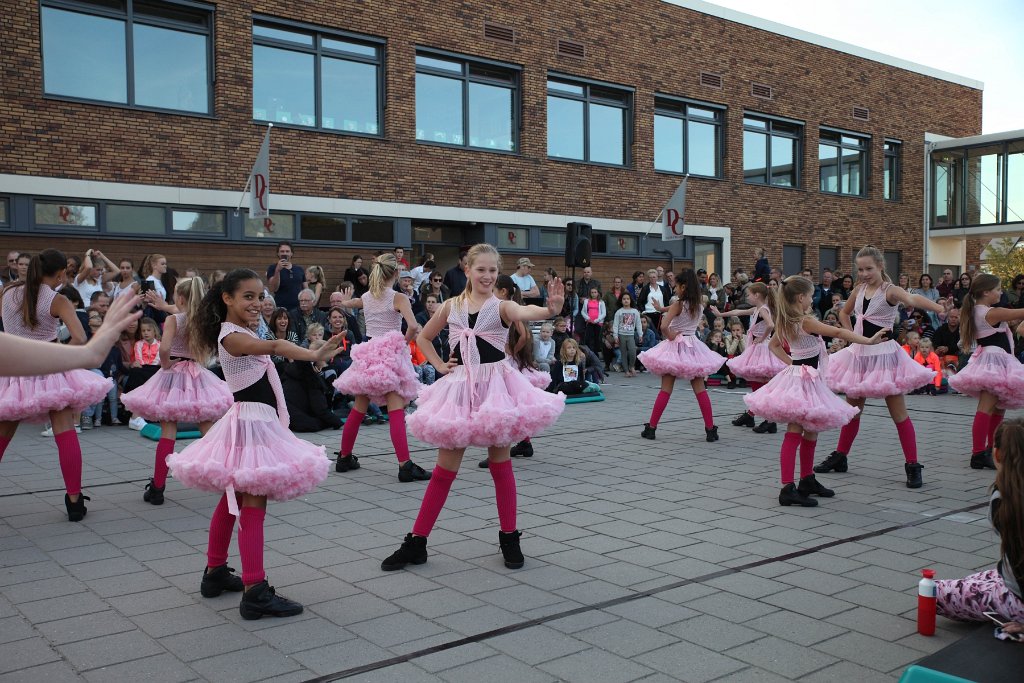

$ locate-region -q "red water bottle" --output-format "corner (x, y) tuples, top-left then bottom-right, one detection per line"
(918, 569), (937, 636)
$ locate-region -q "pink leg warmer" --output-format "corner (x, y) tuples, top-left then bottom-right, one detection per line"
(153, 437), (174, 488)
(696, 390), (714, 429)
(238, 506), (266, 586)
(988, 413), (1004, 450)
(972, 411), (991, 454)
(799, 438), (817, 479)
(896, 418), (918, 464)
(488, 460), (517, 533)
(648, 390), (670, 428)
(836, 417), (860, 455)
(389, 410), (410, 464)
(411, 465), (457, 537)
(54, 429), (82, 496)
(206, 494), (236, 568)
(339, 409), (364, 456)
(780, 432), (801, 485)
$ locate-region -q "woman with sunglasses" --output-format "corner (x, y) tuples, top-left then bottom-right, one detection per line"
(953, 272), (974, 308)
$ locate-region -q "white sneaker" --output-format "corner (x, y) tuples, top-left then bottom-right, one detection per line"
(81, 416), (93, 430)
(128, 416), (147, 431)
(41, 425), (53, 437)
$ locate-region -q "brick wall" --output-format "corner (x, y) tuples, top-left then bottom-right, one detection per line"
(0, 0), (983, 281)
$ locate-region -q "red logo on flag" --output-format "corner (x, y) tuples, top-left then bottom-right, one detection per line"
(254, 174), (268, 211)
(666, 209), (684, 236)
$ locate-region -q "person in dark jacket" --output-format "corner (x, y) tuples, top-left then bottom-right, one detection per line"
(279, 351), (343, 432)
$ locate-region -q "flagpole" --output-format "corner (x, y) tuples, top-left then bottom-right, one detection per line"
(234, 123), (272, 216)
(642, 174), (688, 238)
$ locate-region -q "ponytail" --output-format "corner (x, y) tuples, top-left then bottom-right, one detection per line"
(992, 419), (1024, 589)
(772, 275), (813, 344)
(368, 253), (398, 297)
(175, 276), (207, 335)
(4, 249), (66, 328)
(959, 273), (1000, 350)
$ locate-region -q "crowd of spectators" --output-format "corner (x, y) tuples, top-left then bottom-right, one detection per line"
(2, 243), (1022, 430)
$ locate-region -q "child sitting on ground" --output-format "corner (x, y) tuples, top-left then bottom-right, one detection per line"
(533, 323), (555, 373)
(910, 337), (942, 395)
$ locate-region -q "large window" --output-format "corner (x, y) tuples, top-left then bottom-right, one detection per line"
(415, 52), (518, 152)
(819, 129), (868, 196)
(41, 0), (212, 114)
(782, 245), (805, 276)
(654, 97), (724, 177)
(884, 140), (901, 201)
(35, 202), (98, 228)
(743, 115), (801, 187)
(252, 20), (383, 135)
(819, 246), (838, 275)
(107, 204), (165, 234)
(547, 76), (632, 166)
(299, 215), (394, 243)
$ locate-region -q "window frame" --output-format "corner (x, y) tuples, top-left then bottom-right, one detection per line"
(32, 198), (101, 231)
(0, 197), (9, 230)
(742, 112), (803, 188)
(251, 15), (386, 137)
(414, 47), (521, 154)
(546, 72), (634, 168)
(653, 94), (725, 179)
(884, 139), (902, 202)
(818, 126), (870, 197)
(40, 0), (215, 117)
(782, 244), (805, 276)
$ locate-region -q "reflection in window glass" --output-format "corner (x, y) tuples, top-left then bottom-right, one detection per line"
(841, 148), (862, 195)
(547, 97), (584, 160)
(932, 151), (963, 228)
(322, 58), (378, 133)
(819, 144), (838, 193)
(496, 228), (528, 250)
(42, 7), (127, 103)
(134, 24), (208, 113)
(301, 215), (347, 241)
(589, 104), (624, 165)
(351, 219), (394, 243)
(743, 130), (767, 184)
(654, 115), (683, 173)
(107, 205), (165, 234)
(245, 214), (295, 239)
(416, 73), (463, 144)
(688, 120), (717, 177)
(610, 235), (637, 254)
(884, 141), (901, 201)
(35, 203), (97, 227)
(253, 46), (315, 125)
(323, 38), (377, 57)
(172, 210), (223, 234)
(253, 25), (312, 45)
(539, 231), (566, 250)
(468, 82), (513, 150)
(819, 130), (867, 196)
(966, 145), (1002, 225)
(771, 136), (796, 187)
(1008, 141), (1024, 224)
(0, 199), (7, 225)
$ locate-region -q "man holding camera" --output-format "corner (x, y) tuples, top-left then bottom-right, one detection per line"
(266, 241), (305, 311)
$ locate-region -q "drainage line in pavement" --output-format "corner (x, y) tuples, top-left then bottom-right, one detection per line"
(0, 478), (148, 498)
(302, 499), (988, 682)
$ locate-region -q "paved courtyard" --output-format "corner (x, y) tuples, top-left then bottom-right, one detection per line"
(0, 376), (1004, 682)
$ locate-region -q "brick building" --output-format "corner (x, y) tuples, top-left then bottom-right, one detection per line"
(0, 0), (983, 287)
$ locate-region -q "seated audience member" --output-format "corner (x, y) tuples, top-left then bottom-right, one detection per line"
(533, 322), (556, 373)
(409, 339), (435, 386)
(289, 289), (328, 345)
(932, 307), (966, 370)
(552, 316), (572, 358)
(550, 338), (590, 396)
(279, 340), (343, 432)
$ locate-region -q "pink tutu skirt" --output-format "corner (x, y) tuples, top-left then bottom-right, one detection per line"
(167, 402), (329, 501)
(826, 340), (936, 398)
(519, 363), (552, 390)
(638, 335), (725, 379)
(745, 364), (860, 432)
(949, 347), (1024, 409)
(727, 342), (787, 383)
(333, 330), (419, 405)
(121, 361), (233, 423)
(408, 360), (565, 449)
(0, 371), (112, 422)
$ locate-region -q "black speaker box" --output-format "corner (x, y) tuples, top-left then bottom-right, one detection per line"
(564, 222), (592, 268)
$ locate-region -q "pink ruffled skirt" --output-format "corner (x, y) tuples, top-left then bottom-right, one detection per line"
(408, 360), (565, 449)
(826, 339), (936, 398)
(518, 363), (553, 390)
(0, 371), (112, 422)
(121, 361), (233, 423)
(167, 402), (329, 501)
(333, 331), (419, 405)
(638, 335), (725, 379)
(949, 347), (1024, 409)
(745, 364), (860, 432)
(727, 341), (787, 383)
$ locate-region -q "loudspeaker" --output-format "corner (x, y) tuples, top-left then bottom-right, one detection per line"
(564, 222), (592, 268)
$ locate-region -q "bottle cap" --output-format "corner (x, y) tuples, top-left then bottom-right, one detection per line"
(922, 569), (935, 579)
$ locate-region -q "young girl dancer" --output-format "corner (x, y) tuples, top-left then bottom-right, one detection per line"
(166, 269), (340, 620)
(711, 282), (786, 433)
(817, 246), (948, 488)
(121, 277), (233, 505)
(937, 419), (1024, 629)
(0, 249), (113, 521)
(745, 276), (886, 507)
(639, 269), (723, 443)
(332, 253), (428, 482)
(383, 244), (565, 571)
(479, 274), (547, 468)
(948, 275), (1024, 469)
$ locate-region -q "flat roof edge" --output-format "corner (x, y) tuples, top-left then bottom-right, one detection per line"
(663, 0), (984, 90)
(929, 129), (1024, 150)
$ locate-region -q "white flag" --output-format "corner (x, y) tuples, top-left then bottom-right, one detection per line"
(248, 128), (271, 219)
(661, 177), (687, 242)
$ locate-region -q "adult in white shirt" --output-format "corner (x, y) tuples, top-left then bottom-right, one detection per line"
(141, 253), (168, 301)
(409, 253), (434, 291)
(511, 257), (540, 298)
(73, 249), (117, 304)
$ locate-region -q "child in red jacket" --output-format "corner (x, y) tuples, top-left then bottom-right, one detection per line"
(911, 337), (942, 395)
